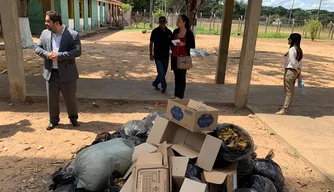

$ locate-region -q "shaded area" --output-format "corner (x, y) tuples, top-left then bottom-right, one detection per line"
(1, 75), (334, 117)
(0, 119), (34, 139)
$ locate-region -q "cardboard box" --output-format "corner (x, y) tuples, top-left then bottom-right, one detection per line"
(132, 142), (170, 192)
(147, 117), (222, 171)
(170, 157), (189, 192)
(202, 163), (238, 192)
(166, 99), (219, 132)
(179, 178), (207, 192)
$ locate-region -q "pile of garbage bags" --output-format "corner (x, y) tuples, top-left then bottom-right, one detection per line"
(48, 113), (285, 192)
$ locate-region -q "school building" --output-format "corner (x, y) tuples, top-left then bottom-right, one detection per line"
(28, 0), (124, 35)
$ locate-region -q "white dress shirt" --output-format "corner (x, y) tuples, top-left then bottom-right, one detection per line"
(51, 28), (65, 69)
(285, 47), (302, 70)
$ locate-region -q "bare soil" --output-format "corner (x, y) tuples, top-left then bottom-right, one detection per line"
(0, 31), (333, 191)
(1, 31), (334, 88)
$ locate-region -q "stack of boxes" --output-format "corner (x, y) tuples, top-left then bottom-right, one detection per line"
(121, 99), (238, 192)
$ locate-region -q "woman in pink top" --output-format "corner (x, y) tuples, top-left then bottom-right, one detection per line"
(276, 33), (303, 115)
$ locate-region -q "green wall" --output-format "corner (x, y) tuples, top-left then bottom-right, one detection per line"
(104, 3), (109, 24)
(74, 0), (80, 31)
(91, 0), (98, 28)
(28, 0), (44, 35)
(84, 0), (89, 30)
(54, 0), (69, 28)
(100, 2), (103, 23)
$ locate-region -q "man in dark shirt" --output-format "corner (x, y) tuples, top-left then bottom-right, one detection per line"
(149, 16), (173, 94)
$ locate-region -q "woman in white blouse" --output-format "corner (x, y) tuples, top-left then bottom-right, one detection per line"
(276, 33), (303, 115)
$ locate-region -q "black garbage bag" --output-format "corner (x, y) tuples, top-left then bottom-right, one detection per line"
(237, 155), (254, 188)
(143, 112), (166, 136)
(121, 120), (148, 137)
(213, 123), (254, 162)
(105, 171), (126, 192)
(248, 175), (277, 192)
(235, 188), (258, 192)
(185, 163), (203, 180)
(49, 167), (76, 192)
(252, 150), (285, 192)
(92, 130), (146, 146)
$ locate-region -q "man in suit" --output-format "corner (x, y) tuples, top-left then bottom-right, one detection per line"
(35, 11), (81, 130)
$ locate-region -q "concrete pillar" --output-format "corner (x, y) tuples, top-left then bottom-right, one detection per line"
(91, 0), (98, 28)
(84, 0), (89, 30)
(54, 0), (69, 27)
(100, 2), (103, 24)
(104, 3), (109, 23)
(0, 0), (27, 102)
(215, 0), (234, 84)
(50, 0), (55, 10)
(74, 0), (80, 31)
(234, 0), (262, 108)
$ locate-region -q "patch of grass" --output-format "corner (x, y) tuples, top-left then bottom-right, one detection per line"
(287, 152), (300, 159)
(257, 33), (291, 39)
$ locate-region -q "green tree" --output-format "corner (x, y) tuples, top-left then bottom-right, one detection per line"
(121, 4), (132, 12)
(305, 18), (322, 41)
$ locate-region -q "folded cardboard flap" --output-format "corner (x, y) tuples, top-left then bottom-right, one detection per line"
(132, 143), (158, 162)
(147, 117), (222, 171)
(186, 100), (218, 112)
(179, 178), (207, 192)
(202, 163), (238, 192)
(170, 157), (189, 192)
(120, 173), (133, 192)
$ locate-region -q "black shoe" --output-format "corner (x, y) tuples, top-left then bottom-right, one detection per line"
(71, 120), (80, 127)
(152, 84), (161, 90)
(46, 123), (58, 131)
(161, 89), (166, 94)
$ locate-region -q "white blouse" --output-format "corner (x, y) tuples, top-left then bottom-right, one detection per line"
(285, 47), (302, 70)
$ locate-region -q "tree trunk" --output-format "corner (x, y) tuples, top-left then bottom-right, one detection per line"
(18, 0), (35, 49)
(185, 0), (204, 39)
(149, 0), (154, 29)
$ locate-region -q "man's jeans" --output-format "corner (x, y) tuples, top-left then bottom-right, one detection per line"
(153, 59), (169, 90)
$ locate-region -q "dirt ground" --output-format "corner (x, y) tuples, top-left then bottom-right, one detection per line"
(0, 31), (333, 191)
(1, 30), (334, 88)
(0, 99), (331, 192)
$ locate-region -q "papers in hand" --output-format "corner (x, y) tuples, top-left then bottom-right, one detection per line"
(172, 39), (181, 45)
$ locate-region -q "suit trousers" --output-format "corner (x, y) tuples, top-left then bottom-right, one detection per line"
(46, 70), (78, 124)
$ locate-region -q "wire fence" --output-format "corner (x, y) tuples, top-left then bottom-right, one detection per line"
(128, 12), (334, 40)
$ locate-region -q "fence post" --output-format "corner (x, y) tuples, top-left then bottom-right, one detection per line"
(209, 14), (213, 32)
(276, 18), (280, 33)
(213, 14), (216, 32)
(318, 26), (322, 38)
(291, 19), (295, 33)
(143, 9), (146, 29)
(240, 15), (244, 32)
(331, 26), (334, 39)
(199, 13), (202, 28)
(265, 17), (268, 33)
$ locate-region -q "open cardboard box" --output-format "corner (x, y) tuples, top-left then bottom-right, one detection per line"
(202, 163), (238, 192)
(147, 117), (222, 172)
(132, 142), (171, 192)
(166, 99), (219, 132)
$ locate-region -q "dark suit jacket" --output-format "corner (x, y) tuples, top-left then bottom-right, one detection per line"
(34, 27), (82, 82)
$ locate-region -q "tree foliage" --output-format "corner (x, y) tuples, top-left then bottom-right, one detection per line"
(305, 18), (322, 41)
(121, 4), (132, 13)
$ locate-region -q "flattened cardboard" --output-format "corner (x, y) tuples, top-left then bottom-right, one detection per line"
(132, 142), (170, 192)
(196, 135), (222, 171)
(132, 143), (157, 162)
(179, 178), (207, 192)
(203, 163), (238, 192)
(147, 117), (222, 171)
(166, 99), (219, 132)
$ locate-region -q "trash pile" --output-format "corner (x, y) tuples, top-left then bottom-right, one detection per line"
(49, 99), (284, 192)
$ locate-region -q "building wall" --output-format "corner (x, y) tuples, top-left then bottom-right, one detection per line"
(27, 0), (121, 35)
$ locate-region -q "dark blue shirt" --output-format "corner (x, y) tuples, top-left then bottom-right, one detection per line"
(150, 27), (173, 60)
